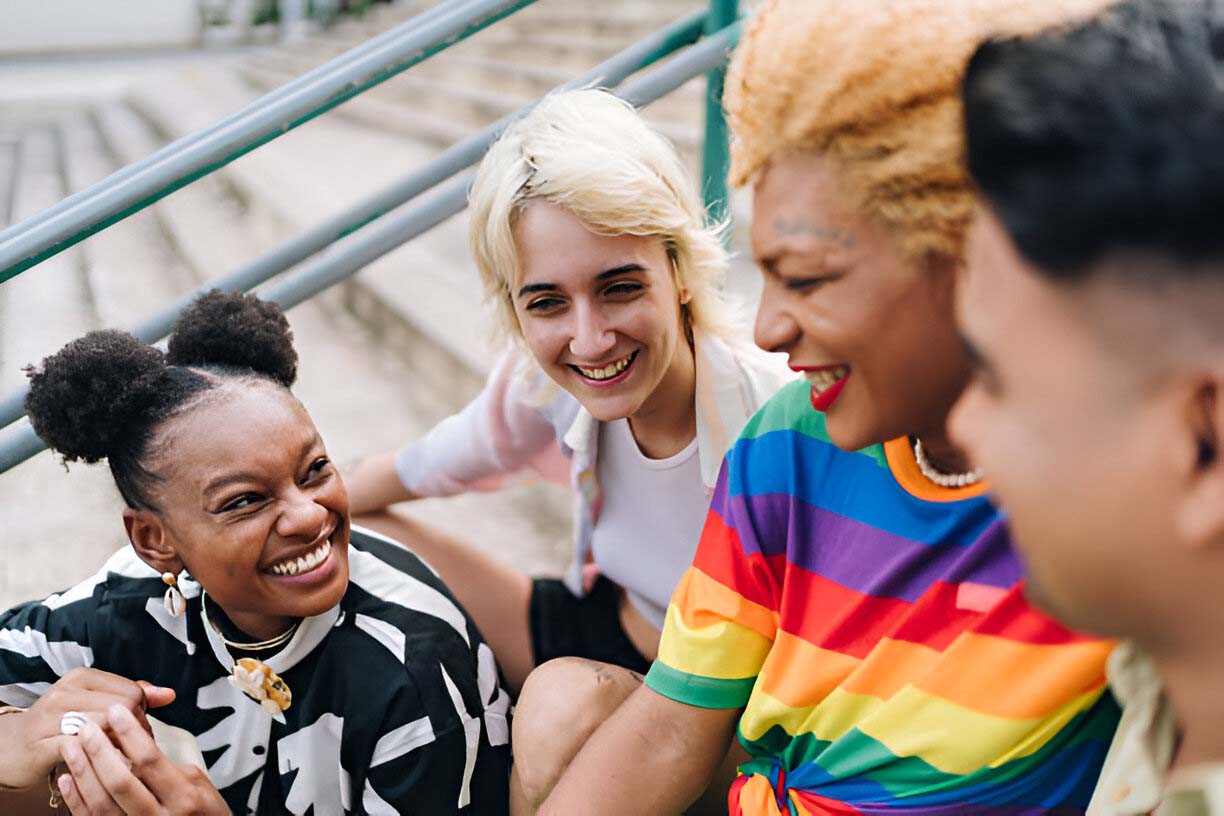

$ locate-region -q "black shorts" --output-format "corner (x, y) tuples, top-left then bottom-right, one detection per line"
(528, 575), (652, 675)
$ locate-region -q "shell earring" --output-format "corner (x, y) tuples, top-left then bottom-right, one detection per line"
(162, 572), (186, 618)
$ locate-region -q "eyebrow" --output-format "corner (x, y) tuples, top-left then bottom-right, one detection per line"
(201, 433), (322, 496)
(515, 264), (646, 299)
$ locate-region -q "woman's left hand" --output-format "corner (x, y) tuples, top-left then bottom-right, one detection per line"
(56, 705), (227, 815)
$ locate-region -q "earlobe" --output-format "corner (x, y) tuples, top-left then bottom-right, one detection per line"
(1177, 381), (1224, 550)
(123, 509), (184, 575)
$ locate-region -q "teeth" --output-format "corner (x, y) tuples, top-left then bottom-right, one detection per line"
(804, 365), (849, 394)
(270, 539), (331, 576)
(577, 353), (633, 381)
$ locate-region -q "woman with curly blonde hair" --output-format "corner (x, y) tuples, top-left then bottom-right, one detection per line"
(529, 2), (1124, 814)
(346, 89), (788, 703)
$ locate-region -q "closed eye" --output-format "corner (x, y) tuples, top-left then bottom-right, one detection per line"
(525, 296), (565, 312)
(220, 493), (264, 513)
(602, 281), (643, 297)
(785, 276), (833, 292)
(305, 457), (332, 482)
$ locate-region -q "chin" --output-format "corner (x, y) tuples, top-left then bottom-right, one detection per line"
(823, 413), (882, 452)
(579, 395), (644, 424)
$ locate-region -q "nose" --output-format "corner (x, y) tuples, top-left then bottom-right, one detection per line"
(276, 489), (329, 541)
(753, 278), (801, 354)
(568, 301), (617, 361)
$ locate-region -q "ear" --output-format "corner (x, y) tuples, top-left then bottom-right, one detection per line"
(1176, 379), (1224, 550)
(123, 508), (184, 576)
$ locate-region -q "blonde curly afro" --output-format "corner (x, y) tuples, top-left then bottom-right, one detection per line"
(725, 0), (1119, 262)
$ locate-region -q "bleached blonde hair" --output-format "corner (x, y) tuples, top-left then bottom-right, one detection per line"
(468, 89), (732, 343)
(725, 0), (1120, 262)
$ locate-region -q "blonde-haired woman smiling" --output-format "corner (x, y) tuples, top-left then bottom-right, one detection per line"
(347, 89), (788, 696)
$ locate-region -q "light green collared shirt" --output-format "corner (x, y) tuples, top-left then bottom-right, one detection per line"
(1088, 641), (1224, 816)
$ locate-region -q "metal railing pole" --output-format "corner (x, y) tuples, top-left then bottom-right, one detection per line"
(0, 9), (709, 430)
(0, 21), (742, 475)
(0, 0), (539, 284)
(700, 0), (740, 228)
(0, 0), (466, 245)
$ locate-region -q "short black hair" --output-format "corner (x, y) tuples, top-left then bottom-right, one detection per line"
(24, 290), (298, 510)
(964, 0), (1224, 279)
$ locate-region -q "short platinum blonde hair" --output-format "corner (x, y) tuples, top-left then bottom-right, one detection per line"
(468, 89), (732, 342)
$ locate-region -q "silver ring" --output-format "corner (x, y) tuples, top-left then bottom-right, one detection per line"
(60, 711), (88, 736)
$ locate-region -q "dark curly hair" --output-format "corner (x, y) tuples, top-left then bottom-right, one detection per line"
(24, 290), (298, 510)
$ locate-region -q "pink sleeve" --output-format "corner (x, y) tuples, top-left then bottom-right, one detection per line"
(394, 349), (571, 496)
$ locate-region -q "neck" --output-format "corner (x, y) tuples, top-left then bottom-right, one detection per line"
(209, 596), (298, 644)
(913, 425), (973, 476)
(628, 338), (697, 459)
(1150, 639), (1224, 769)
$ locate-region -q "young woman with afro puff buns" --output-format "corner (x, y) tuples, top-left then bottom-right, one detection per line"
(533, 1), (1124, 814)
(0, 291), (510, 815)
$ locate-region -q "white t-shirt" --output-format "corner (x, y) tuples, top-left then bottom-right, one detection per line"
(591, 418), (711, 630)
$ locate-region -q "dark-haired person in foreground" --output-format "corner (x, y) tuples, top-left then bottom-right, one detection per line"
(0, 291), (510, 814)
(951, 1), (1224, 812)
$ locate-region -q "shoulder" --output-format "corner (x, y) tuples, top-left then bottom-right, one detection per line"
(737, 379), (824, 444)
(342, 528), (481, 663)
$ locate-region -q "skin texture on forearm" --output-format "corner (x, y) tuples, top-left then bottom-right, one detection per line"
(0, 711), (42, 788)
(345, 452), (420, 515)
(540, 685), (741, 815)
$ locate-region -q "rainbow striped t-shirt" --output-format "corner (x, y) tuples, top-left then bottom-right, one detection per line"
(645, 380), (1120, 815)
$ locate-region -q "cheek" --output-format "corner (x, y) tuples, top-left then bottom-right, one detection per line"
(517, 319), (568, 362)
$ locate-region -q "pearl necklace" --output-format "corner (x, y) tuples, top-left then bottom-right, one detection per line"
(913, 438), (983, 488)
(202, 593), (299, 652)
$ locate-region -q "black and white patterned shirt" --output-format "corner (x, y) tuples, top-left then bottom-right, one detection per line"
(0, 528), (511, 814)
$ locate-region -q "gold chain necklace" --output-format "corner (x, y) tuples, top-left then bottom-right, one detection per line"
(201, 592), (299, 651)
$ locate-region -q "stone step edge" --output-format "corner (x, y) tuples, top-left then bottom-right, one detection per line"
(124, 68), (498, 383)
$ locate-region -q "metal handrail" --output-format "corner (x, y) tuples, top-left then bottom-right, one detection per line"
(0, 0), (540, 284)
(0, 20), (743, 474)
(0, 8), (709, 433)
(0, 0), (465, 248)
(700, 0), (740, 227)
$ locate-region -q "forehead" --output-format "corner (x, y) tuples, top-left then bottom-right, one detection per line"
(964, 209), (1120, 360)
(750, 153), (863, 259)
(153, 384), (318, 488)
(512, 200), (668, 285)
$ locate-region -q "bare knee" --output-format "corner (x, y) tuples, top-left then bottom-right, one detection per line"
(511, 657), (642, 808)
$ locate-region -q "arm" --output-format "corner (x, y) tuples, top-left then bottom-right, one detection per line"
(541, 685), (740, 815)
(346, 451), (421, 515)
(0, 671), (174, 789)
(347, 349), (564, 515)
(0, 565), (174, 788)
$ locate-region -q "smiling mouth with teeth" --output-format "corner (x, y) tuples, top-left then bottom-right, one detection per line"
(570, 350), (638, 382)
(804, 365), (850, 395)
(268, 538), (332, 577)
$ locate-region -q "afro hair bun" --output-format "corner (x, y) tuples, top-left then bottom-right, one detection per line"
(24, 330), (169, 463)
(167, 289), (297, 387)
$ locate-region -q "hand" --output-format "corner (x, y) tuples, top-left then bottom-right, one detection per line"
(0, 669), (174, 789)
(58, 705), (227, 816)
